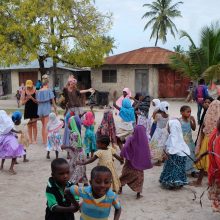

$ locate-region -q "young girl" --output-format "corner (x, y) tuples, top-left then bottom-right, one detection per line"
(66, 166), (121, 220)
(159, 119), (190, 189)
(83, 111), (97, 157)
(150, 101), (169, 165)
(119, 125), (152, 199)
(96, 106), (117, 148)
(79, 135), (123, 193)
(113, 97), (135, 149)
(46, 112), (63, 159)
(179, 106), (197, 177)
(150, 99), (160, 137)
(62, 116), (88, 185)
(12, 111), (29, 162)
(0, 110), (25, 174)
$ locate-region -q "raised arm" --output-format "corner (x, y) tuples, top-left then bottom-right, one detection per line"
(78, 155), (98, 165)
(80, 88), (95, 94)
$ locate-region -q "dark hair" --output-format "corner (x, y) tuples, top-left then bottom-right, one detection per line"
(180, 105), (191, 112)
(199, 79), (205, 85)
(51, 158), (68, 173)
(205, 96), (214, 102)
(217, 96), (220, 101)
(96, 135), (110, 146)
(91, 166), (112, 180)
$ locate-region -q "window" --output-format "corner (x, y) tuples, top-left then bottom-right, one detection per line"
(102, 69), (117, 83)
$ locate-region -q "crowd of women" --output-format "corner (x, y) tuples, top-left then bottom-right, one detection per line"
(1, 76), (220, 213)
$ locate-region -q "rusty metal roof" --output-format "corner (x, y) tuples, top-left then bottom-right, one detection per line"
(104, 47), (175, 65)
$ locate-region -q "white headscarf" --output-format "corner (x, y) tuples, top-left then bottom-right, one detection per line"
(152, 99), (160, 112)
(159, 101), (169, 114)
(47, 112), (63, 132)
(0, 110), (14, 135)
(165, 119), (190, 157)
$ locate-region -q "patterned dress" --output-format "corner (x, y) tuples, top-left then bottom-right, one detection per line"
(84, 125), (97, 154)
(47, 130), (62, 152)
(180, 119), (196, 174)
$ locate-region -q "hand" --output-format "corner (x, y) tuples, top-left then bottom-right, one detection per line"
(89, 88), (95, 94)
(162, 153), (168, 161)
(190, 115), (195, 122)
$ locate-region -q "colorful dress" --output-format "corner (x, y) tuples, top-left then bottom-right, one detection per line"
(84, 125), (97, 154)
(180, 119), (196, 174)
(94, 147), (121, 193)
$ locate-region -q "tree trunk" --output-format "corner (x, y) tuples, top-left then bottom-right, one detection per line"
(38, 55), (46, 78)
(155, 27), (160, 47)
(53, 60), (57, 87)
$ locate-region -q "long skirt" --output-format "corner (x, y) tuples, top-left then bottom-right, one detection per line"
(120, 161), (144, 193)
(0, 133), (25, 159)
(159, 154), (188, 189)
(195, 135), (209, 172)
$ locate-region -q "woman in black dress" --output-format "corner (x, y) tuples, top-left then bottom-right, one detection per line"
(21, 80), (38, 144)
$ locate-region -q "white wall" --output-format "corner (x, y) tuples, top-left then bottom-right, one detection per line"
(11, 71), (19, 94)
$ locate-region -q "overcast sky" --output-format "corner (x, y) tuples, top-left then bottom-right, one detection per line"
(95, 0), (220, 54)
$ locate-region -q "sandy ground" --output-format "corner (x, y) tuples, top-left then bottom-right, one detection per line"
(0, 99), (219, 220)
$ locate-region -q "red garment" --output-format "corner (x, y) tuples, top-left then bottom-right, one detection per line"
(208, 129), (220, 186)
(82, 111), (94, 126)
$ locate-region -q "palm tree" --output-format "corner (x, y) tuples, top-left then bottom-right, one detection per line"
(142, 0), (183, 46)
(170, 22), (220, 81)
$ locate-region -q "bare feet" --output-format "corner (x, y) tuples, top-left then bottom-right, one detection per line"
(8, 169), (17, 175)
(23, 159), (29, 162)
(136, 193), (143, 199)
(189, 181), (202, 187)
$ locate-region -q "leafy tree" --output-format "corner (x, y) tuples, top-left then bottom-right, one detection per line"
(0, 0), (114, 81)
(170, 23), (220, 81)
(142, 0), (183, 46)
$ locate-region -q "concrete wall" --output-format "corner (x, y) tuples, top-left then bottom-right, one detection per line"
(11, 71), (19, 94)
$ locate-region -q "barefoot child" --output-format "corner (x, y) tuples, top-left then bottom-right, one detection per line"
(159, 119), (190, 189)
(79, 135), (123, 193)
(179, 106), (197, 177)
(120, 125), (152, 199)
(0, 110), (25, 174)
(46, 113), (63, 159)
(82, 111), (97, 158)
(45, 158), (79, 220)
(62, 116), (88, 185)
(66, 166), (121, 220)
(12, 111), (29, 162)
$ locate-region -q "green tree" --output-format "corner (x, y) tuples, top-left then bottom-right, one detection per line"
(0, 0), (114, 81)
(142, 0), (183, 46)
(170, 22), (220, 81)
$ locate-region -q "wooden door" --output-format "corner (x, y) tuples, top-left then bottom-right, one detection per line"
(19, 71), (38, 86)
(135, 69), (149, 94)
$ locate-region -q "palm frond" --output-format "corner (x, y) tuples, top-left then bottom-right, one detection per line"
(203, 64), (220, 81)
(179, 30), (197, 48)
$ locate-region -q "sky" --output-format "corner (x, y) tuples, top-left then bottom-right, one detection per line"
(95, 0), (220, 55)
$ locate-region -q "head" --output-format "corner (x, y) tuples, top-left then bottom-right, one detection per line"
(217, 96), (220, 101)
(180, 105), (191, 119)
(134, 92), (142, 101)
(51, 158), (70, 187)
(199, 78), (205, 85)
(203, 97), (214, 110)
(159, 101), (169, 115)
(42, 74), (49, 86)
(67, 75), (77, 89)
(11, 111), (22, 125)
(217, 118), (220, 132)
(90, 166), (112, 198)
(96, 135), (110, 150)
(122, 88), (131, 98)
(152, 99), (160, 107)
(25, 80), (33, 89)
(16, 90), (19, 94)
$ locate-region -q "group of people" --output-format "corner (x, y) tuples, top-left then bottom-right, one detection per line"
(1, 76), (220, 219)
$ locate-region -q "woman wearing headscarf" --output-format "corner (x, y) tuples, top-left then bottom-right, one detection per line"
(119, 125), (152, 199)
(63, 75), (94, 116)
(21, 80), (38, 144)
(159, 119), (190, 189)
(0, 110), (25, 174)
(150, 101), (169, 165)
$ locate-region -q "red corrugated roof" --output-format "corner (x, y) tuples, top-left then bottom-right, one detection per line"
(104, 47), (175, 65)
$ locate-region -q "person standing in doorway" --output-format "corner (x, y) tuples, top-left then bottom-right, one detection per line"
(195, 79), (209, 125)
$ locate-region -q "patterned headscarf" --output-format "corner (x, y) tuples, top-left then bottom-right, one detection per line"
(70, 116), (82, 148)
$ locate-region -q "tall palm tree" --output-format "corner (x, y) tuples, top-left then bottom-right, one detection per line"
(142, 0), (183, 46)
(170, 22), (220, 81)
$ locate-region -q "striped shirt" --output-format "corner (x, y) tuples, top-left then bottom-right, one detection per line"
(70, 185), (121, 220)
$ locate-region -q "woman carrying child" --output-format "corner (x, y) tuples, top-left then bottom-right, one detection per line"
(119, 125), (152, 199)
(159, 119), (190, 189)
(79, 135), (123, 193)
(46, 112), (63, 159)
(179, 106), (197, 177)
(62, 116), (88, 185)
(83, 111), (97, 157)
(0, 110), (25, 174)
(150, 101), (169, 165)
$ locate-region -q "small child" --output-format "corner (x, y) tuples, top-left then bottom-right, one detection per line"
(12, 111), (29, 162)
(45, 158), (79, 220)
(15, 90), (21, 108)
(66, 166), (121, 220)
(150, 101), (169, 165)
(46, 113), (63, 159)
(159, 119), (190, 189)
(0, 110), (25, 174)
(79, 135), (123, 193)
(62, 116), (88, 185)
(82, 111), (97, 158)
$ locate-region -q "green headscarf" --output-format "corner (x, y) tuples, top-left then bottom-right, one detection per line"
(70, 117), (82, 148)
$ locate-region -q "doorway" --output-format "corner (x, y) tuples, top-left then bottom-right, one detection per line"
(135, 69), (149, 95)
